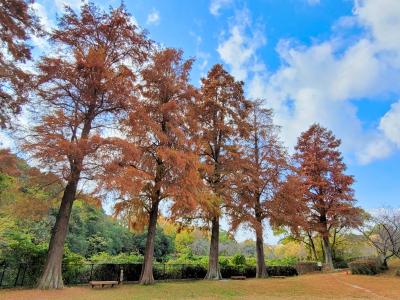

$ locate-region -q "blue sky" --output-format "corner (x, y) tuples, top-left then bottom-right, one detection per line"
(3, 1), (399, 218)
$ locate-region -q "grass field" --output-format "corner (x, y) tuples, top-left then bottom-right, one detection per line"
(1, 262), (399, 300)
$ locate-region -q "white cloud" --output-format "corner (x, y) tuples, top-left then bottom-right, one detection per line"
(210, 0), (232, 16)
(54, 0), (83, 11)
(355, 0), (400, 52)
(190, 32), (210, 73)
(146, 9), (160, 26)
(379, 101), (400, 147)
(358, 136), (394, 164)
(0, 132), (13, 149)
(31, 2), (53, 29)
(30, 2), (53, 50)
(217, 0), (400, 164)
(217, 8), (266, 81)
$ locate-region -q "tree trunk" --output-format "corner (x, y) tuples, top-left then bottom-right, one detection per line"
(322, 235), (334, 270)
(382, 257), (389, 270)
(37, 179), (78, 289)
(205, 216), (221, 280)
(308, 234), (318, 261)
(255, 225), (267, 278)
(139, 201), (159, 285)
(254, 199), (267, 278)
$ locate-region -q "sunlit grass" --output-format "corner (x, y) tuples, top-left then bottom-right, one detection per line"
(1, 268), (400, 300)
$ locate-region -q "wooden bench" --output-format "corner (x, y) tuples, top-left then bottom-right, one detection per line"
(231, 276), (246, 280)
(89, 280), (119, 288)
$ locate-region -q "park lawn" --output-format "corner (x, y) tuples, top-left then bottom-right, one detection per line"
(1, 271), (400, 300)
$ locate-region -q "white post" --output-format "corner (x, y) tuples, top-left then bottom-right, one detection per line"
(119, 268), (124, 284)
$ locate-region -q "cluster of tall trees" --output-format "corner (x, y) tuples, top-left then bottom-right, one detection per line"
(1, 1), (362, 289)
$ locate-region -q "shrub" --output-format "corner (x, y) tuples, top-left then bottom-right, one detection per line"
(333, 257), (348, 269)
(231, 253), (246, 266)
(220, 264), (297, 278)
(348, 258), (385, 275)
(266, 257), (298, 266)
(167, 255), (208, 268)
(295, 262), (320, 274)
(154, 263), (207, 280)
(267, 266), (298, 277)
(396, 268), (400, 277)
(218, 256), (230, 267)
(62, 249), (87, 285)
(89, 252), (143, 264)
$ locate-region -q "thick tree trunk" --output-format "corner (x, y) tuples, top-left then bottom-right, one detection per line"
(37, 179), (78, 289)
(205, 217), (221, 280)
(139, 201), (159, 285)
(254, 199), (267, 278)
(322, 235), (334, 270)
(255, 225), (267, 278)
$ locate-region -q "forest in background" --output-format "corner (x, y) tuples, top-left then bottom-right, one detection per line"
(0, 149), (374, 270)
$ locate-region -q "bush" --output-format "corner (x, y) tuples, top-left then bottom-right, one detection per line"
(231, 253), (246, 266)
(266, 257), (298, 266)
(62, 249), (87, 285)
(154, 263), (207, 280)
(333, 257), (348, 269)
(89, 252), (143, 264)
(267, 266), (298, 276)
(396, 268), (400, 277)
(220, 264), (297, 278)
(348, 258), (385, 275)
(295, 262), (320, 274)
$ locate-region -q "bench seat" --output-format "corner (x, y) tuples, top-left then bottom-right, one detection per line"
(89, 280), (119, 288)
(231, 276), (246, 280)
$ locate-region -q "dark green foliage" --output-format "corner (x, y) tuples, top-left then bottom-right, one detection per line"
(333, 257), (348, 269)
(132, 227), (174, 262)
(349, 258), (385, 275)
(65, 200), (137, 257)
(61, 262), (297, 283)
(267, 266), (298, 276)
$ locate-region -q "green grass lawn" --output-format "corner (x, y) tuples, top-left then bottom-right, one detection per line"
(1, 269), (400, 300)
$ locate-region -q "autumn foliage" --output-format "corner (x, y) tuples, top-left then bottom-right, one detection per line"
(0, 1), (364, 289)
(229, 101), (288, 277)
(269, 124), (361, 269)
(0, 0), (40, 128)
(194, 64), (252, 279)
(22, 3), (150, 289)
(100, 48), (202, 284)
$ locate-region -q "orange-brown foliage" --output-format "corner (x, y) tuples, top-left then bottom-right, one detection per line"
(0, 0), (41, 128)
(269, 124), (362, 237)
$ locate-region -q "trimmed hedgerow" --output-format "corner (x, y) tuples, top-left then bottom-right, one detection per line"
(348, 258), (385, 275)
(295, 262), (320, 274)
(68, 263), (297, 282)
(267, 266), (298, 276)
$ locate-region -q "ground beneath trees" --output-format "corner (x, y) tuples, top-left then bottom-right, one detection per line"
(1, 270), (399, 300)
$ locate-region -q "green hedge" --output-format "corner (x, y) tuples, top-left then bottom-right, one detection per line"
(66, 263), (298, 283)
(348, 258), (385, 275)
